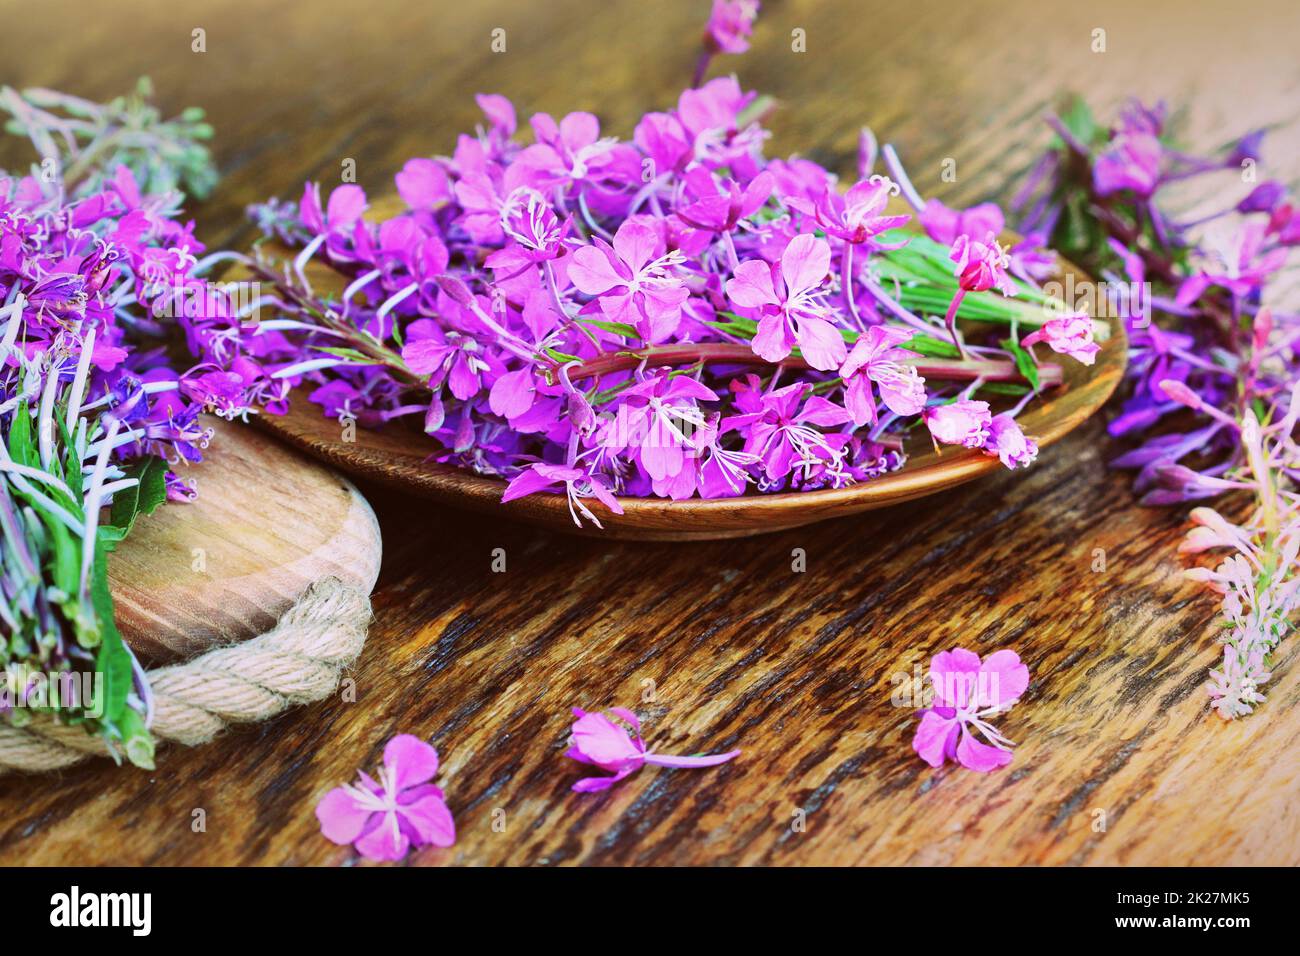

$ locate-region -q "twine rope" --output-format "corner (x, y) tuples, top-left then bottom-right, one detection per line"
(0, 578), (370, 774)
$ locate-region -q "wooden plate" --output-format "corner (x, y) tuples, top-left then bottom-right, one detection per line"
(248, 206), (1125, 540)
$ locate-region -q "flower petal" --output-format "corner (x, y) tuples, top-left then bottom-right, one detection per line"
(400, 794), (457, 848)
(383, 734), (440, 791)
(912, 710), (959, 768)
(315, 787), (375, 845)
(955, 726), (1014, 772)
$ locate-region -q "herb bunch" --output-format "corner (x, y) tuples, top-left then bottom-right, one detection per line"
(1, 83), (251, 764)
(1015, 98), (1299, 717)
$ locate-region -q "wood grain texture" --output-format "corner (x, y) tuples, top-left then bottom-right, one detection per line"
(1, 0), (1298, 866)
(107, 418), (382, 662)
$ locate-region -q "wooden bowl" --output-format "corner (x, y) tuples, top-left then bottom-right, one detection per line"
(253, 238), (1125, 540)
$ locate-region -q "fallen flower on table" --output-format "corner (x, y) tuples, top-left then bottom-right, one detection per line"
(316, 734), (456, 861)
(912, 648), (1030, 773)
(565, 707), (740, 792)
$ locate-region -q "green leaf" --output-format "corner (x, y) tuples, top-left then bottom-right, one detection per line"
(1002, 338), (1041, 391)
(6, 401), (35, 467)
(313, 345), (376, 365)
(1058, 97), (1100, 147)
(108, 456), (168, 542)
(90, 534), (130, 727)
(545, 347), (581, 364)
(902, 334), (962, 359)
(578, 317), (640, 340)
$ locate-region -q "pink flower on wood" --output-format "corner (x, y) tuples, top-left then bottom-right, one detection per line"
(912, 648), (1030, 772)
(566, 707), (740, 792)
(316, 735), (455, 862)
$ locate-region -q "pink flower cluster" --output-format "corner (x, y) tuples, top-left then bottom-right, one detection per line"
(228, 74), (1084, 525)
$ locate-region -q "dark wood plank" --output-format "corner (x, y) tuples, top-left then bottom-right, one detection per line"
(2, 0), (1298, 866)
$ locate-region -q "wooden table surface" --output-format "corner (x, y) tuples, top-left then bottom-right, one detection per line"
(3, 0), (1299, 866)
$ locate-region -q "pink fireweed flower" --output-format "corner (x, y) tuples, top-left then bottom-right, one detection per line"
(726, 233), (846, 370)
(315, 735), (455, 862)
(569, 219), (690, 342)
(912, 648), (1030, 772)
(723, 381), (853, 485)
(502, 462), (624, 528)
(565, 707), (740, 792)
(1207, 643), (1271, 719)
(675, 167), (774, 235)
(803, 178), (911, 246)
(951, 230), (1015, 295)
(498, 186), (566, 261)
(838, 325), (927, 427)
(605, 374), (718, 482)
(704, 0), (760, 55)
(983, 414), (1038, 469)
(923, 398), (992, 449)
(1020, 311), (1100, 366)
(942, 230), (1014, 356)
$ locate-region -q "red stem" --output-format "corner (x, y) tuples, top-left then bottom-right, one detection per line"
(558, 343), (1062, 387)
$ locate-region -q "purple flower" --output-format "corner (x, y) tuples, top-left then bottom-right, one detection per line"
(912, 648), (1030, 772)
(675, 168), (773, 234)
(919, 199), (1004, 245)
(501, 462), (624, 528)
(727, 233), (846, 370)
(315, 735), (455, 861)
(803, 178), (911, 245)
(983, 414), (1038, 469)
(1094, 132), (1162, 197)
(950, 231), (1014, 295)
(923, 398), (992, 448)
(724, 380), (852, 483)
(565, 707), (740, 792)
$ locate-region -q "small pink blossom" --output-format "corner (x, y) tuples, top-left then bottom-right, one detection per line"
(565, 707), (740, 792)
(839, 325), (926, 426)
(912, 648), (1030, 773)
(923, 398), (992, 448)
(1021, 312), (1100, 366)
(950, 231), (1015, 295)
(315, 735), (455, 862)
(726, 233), (846, 370)
(1094, 132), (1162, 198)
(802, 177), (911, 246)
(569, 219), (689, 342)
(704, 0), (760, 55)
(502, 463), (624, 529)
(983, 414), (1038, 469)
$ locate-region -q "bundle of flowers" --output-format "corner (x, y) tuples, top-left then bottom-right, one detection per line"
(225, 65), (1103, 526)
(0, 83), (255, 764)
(1015, 98), (1299, 717)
